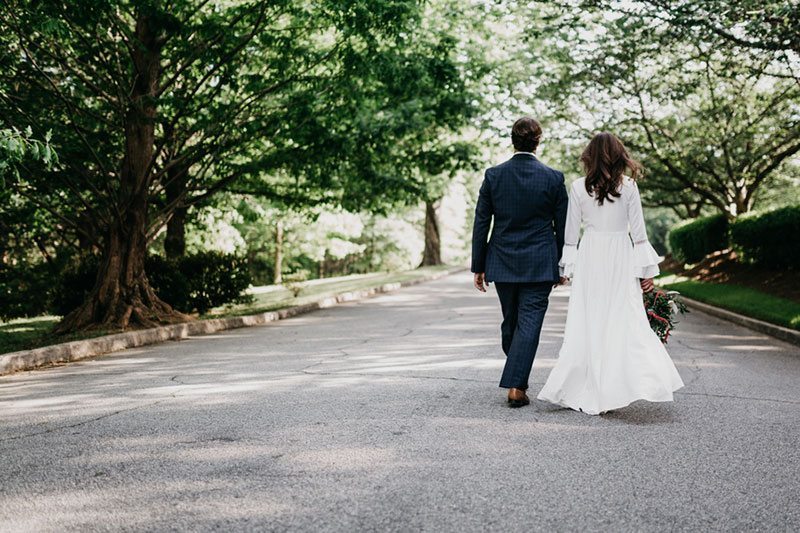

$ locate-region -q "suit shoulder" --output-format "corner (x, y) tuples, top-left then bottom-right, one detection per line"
(490, 158), (514, 172)
(534, 160), (564, 179)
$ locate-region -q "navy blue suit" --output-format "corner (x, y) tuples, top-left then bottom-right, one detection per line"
(471, 153), (568, 389)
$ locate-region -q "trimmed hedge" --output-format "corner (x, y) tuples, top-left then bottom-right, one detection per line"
(730, 205), (800, 268)
(667, 213), (729, 264)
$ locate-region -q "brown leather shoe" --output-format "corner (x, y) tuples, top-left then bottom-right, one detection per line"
(507, 388), (530, 408)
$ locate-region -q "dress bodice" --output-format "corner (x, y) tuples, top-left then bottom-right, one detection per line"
(560, 176), (661, 279)
(567, 177), (644, 236)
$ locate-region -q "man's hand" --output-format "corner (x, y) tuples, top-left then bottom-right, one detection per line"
(554, 276), (569, 288)
(474, 272), (487, 292)
(640, 278), (655, 292)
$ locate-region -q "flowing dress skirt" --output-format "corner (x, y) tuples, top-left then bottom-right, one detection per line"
(537, 231), (684, 414)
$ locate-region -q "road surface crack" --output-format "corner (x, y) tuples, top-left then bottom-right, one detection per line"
(0, 396), (176, 442)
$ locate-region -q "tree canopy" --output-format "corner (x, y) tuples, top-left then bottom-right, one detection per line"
(513, 0), (800, 218)
(1, 0), (797, 330)
(0, 0), (479, 331)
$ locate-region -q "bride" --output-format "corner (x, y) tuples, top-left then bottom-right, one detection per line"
(537, 132), (684, 415)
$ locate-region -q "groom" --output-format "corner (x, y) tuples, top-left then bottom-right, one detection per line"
(471, 117), (568, 408)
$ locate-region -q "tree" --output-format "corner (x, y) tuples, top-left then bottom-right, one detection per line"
(0, 127), (58, 264)
(0, 0), (474, 331)
(612, 1), (800, 57)
(518, 2), (800, 218)
(417, 140), (479, 266)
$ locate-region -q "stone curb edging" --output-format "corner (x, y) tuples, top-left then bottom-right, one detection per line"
(679, 295), (800, 347)
(0, 267), (467, 377)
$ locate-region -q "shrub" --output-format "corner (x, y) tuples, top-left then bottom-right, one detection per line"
(177, 251), (252, 314)
(50, 252), (252, 318)
(50, 255), (101, 317)
(0, 261), (54, 320)
(730, 205), (800, 268)
(147, 255), (191, 312)
(667, 214), (729, 264)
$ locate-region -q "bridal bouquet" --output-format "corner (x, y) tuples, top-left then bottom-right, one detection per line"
(644, 290), (687, 344)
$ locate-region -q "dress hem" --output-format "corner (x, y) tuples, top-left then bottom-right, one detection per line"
(537, 385), (684, 416)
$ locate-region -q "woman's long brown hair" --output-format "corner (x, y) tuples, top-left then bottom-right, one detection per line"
(580, 132), (642, 205)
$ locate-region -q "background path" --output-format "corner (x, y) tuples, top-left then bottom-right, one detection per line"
(1, 272), (798, 532)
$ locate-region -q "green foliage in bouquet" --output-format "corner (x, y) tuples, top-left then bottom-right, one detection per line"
(644, 290), (688, 344)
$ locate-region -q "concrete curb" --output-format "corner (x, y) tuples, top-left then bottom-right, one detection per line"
(0, 267), (466, 377)
(680, 295), (800, 347)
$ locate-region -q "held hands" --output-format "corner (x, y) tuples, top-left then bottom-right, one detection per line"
(640, 278), (655, 292)
(474, 273), (487, 292)
(476, 273), (571, 292)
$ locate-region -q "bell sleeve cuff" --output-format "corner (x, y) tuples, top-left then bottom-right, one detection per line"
(559, 244), (578, 278)
(633, 240), (662, 279)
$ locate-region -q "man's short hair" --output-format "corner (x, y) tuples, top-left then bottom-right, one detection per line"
(511, 117), (542, 153)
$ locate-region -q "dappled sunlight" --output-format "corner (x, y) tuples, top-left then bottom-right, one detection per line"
(673, 360), (734, 369)
(6, 393), (109, 411)
(721, 344), (784, 352)
(289, 447), (404, 472)
(2, 482), (294, 531)
(0, 276), (796, 499)
(705, 334), (770, 341)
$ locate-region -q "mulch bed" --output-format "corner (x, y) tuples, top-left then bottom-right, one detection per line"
(663, 250), (800, 303)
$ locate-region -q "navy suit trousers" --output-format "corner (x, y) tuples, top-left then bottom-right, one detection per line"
(495, 281), (552, 389)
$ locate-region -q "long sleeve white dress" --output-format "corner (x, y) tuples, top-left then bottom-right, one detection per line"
(537, 177), (684, 414)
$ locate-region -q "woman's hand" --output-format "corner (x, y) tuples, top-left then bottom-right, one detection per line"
(640, 278), (655, 292)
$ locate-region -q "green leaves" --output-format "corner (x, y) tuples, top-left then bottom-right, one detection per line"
(0, 0), (479, 264)
(510, 0), (800, 219)
(0, 127), (58, 187)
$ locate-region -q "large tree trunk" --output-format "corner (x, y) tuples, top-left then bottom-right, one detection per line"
(274, 219), (283, 284)
(164, 206), (187, 259)
(420, 200), (442, 266)
(56, 14), (188, 333)
(730, 188), (753, 218)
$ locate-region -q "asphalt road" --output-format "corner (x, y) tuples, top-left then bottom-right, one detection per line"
(1, 272), (798, 532)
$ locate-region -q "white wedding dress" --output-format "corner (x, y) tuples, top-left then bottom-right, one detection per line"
(537, 177), (684, 415)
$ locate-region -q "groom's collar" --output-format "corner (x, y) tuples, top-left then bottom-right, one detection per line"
(512, 151), (536, 159)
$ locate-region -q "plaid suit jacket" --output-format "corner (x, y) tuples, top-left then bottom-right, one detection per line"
(471, 153), (568, 283)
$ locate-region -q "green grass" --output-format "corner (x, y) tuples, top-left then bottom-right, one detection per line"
(0, 316), (116, 356)
(0, 266), (455, 355)
(204, 265), (452, 318)
(658, 275), (800, 331)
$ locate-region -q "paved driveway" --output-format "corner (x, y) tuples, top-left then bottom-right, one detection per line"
(1, 272), (798, 532)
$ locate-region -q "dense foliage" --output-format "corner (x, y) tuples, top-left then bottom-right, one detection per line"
(514, 1), (800, 219)
(667, 214), (730, 264)
(0, 0), (480, 331)
(0, 1), (797, 330)
(0, 261), (55, 320)
(730, 206), (800, 268)
(52, 253), (252, 317)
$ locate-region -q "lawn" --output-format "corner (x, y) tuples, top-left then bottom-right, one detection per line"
(659, 275), (800, 331)
(207, 266), (452, 318)
(0, 266), (455, 356)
